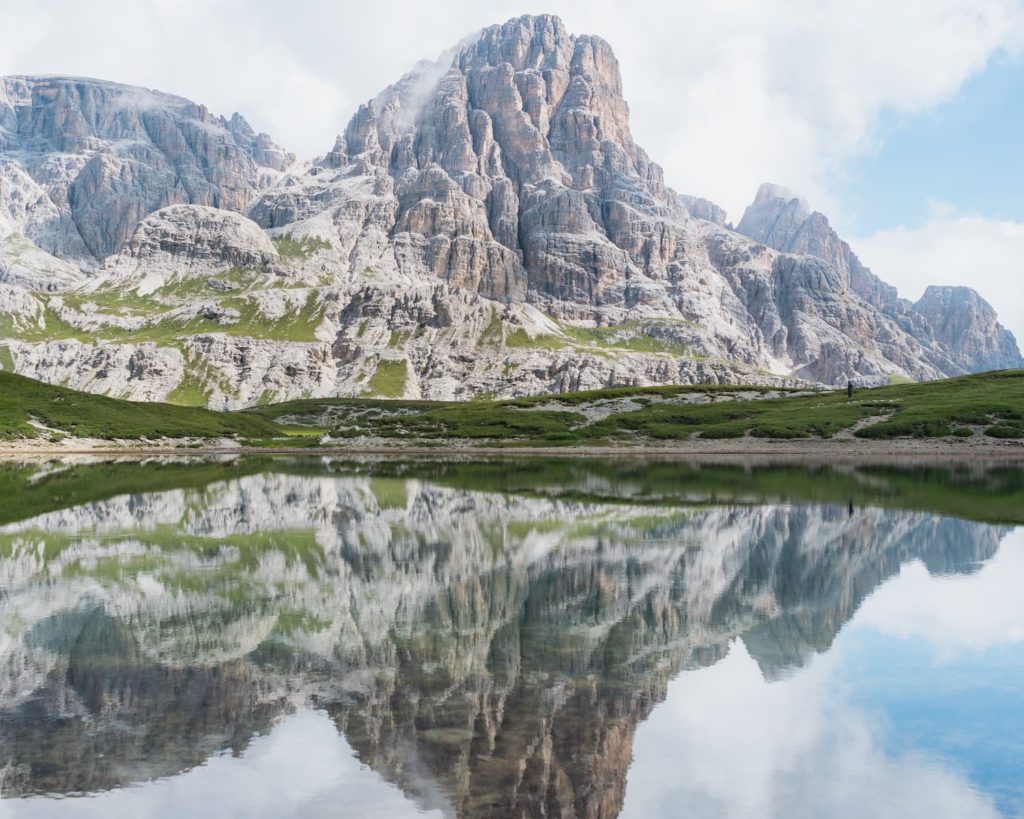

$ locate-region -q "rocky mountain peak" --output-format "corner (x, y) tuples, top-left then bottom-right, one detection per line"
(737, 182), (813, 252)
(735, 181), (1022, 374)
(0, 75), (294, 261)
(914, 285), (1024, 372)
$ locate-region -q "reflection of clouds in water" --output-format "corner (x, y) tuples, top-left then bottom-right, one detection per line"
(622, 642), (1001, 819)
(855, 528), (1024, 656)
(0, 711), (444, 819)
(623, 530), (1024, 818)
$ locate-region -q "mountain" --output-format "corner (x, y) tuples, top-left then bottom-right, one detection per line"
(736, 183), (1023, 373)
(0, 16), (1019, 407)
(0, 76), (291, 264)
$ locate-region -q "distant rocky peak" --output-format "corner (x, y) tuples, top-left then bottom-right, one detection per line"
(752, 181), (805, 209)
(737, 182), (814, 248)
(227, 111), (255, 138)
(0, 75), (294, 261)
(914, 285), (1024, 372)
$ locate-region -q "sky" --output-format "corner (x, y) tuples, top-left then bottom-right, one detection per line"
(1, 0), (1023, 340)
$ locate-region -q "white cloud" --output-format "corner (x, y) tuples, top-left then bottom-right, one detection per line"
(0, 710), (447, 819)
(855, 527), (1024, 656)
(621, 641), (1003, 819)
(854, 209), (1024, 344)
(597, 0), (1024, 219)
(621, 528), (1024, 818)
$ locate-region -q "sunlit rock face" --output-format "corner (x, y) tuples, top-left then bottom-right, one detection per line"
(0, 463), (1005, 815)
(0, 76), (293, 263)
(735, 183), (1023, 377)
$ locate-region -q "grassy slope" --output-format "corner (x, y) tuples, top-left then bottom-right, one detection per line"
(246, 370), (1024, 445)
(0, 369), (1021, 446)
(0, 371), (279, 441)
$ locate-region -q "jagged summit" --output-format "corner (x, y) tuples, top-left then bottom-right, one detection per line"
(0, 75), (293, 261)
(735, 181), (1023, 373)
(737, 183), (821, 257)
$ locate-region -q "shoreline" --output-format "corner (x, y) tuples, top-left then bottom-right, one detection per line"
(2, 437), (1023, 462)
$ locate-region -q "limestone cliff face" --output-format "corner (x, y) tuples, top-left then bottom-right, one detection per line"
(914, 285), (1024, 372)
(736, 182), (1022, 374)
(0, 76), (293, 262)
(112, 204), (279, 273)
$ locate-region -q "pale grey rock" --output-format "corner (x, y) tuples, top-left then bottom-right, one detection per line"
(0, 164), (86, 290)
(119, 205), (277, 268)
(679, 194), (729, 226)
(0, 75), (294, 264)
(0, 283), (42, 331)
(735, 182), (1021, 375)
(914, 285), (1024, 372)
(182, 334), (339, 409)
(96, 204), (280, 294)
(0, 232), (84, 291)
(5, 338), (184, 401)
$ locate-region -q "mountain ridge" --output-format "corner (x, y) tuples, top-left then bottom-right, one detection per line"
(0, 14), (1020, 407)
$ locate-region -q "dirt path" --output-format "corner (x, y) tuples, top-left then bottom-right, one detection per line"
(1, 436), (1022, 462)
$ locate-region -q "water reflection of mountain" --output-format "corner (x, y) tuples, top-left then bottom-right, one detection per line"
(0, 467), (1008, 816)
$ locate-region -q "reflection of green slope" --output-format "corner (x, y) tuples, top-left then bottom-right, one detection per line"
(1, 523), (323, 578)
(2, 456), (1022, 529)
(0, 457), (274, 526)
(2, 454), (1024, 532)
(369, 477), (408, 510)
(505, 510), (696, 541)
(352, 458), (1024, 525)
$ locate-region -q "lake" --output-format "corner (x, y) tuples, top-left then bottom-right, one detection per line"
(0, 456), (1021, 818)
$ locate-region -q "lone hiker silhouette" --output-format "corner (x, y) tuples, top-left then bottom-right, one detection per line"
(847, 379), (854, 398)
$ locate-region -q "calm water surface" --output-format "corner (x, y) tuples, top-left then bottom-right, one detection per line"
(0, 457), (1021, 818)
